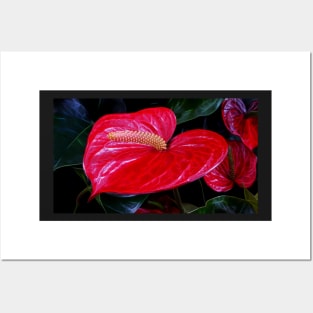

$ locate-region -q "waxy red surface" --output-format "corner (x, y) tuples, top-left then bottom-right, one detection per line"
(83, 107), (228, 197)
(204, 140), (257, 192)
(222, 98), (258, 150)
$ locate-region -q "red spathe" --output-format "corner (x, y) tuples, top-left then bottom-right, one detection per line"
(204, 140), (257, 192)
(83, 107), (228, 197)
(222, 98), (258, 150)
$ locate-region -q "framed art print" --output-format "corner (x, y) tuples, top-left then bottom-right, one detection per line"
(0, 52), (310, 260)
(41, 90), (271, 221)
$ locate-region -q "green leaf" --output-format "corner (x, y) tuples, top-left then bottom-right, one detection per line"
(94, 195), (107, 213)
(167, 98), (223, 124)
(244, 188), (258, 213)
(182, 202), (198, 213)
(73, 167), (89, 185)
(54, 98), (90, 122)
(99, 193), (149, 214)
(191, 195), (255, 214)
(147, 200), (164, 210)
(54, 114), (92, 170)
(73, 185), (91, 214)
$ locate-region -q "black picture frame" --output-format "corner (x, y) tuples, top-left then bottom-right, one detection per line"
(40, 90), (271, 221)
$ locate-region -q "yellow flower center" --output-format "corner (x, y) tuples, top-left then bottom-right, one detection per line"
(107, 130), (167, 151)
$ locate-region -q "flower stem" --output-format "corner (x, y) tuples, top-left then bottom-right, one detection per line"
(73, 186), (91, 214)
(147, 200), (164, 210)
(198, 179), (206, 206)
(94, 195), (108, 213)
(173, 188), (184, 213)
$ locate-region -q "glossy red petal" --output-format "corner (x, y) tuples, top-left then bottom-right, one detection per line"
(241, 116), (258, 150)
(87, 107), (176, 144)
(222, 98), (246, 136)
(222, 98), (258, 150)
(230, 140), (257, 188)
(166, 130), (228, 185)
(83, 108), (228, 197)
(203, 158), (234, 192)
(204, 140), (257, 191)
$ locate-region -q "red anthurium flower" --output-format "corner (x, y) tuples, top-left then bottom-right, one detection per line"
(222, 98), (258, 150)
(204, 140), (257, 192)
(83, 107), (228, 198)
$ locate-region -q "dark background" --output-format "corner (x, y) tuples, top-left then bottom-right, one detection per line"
(53, 97), (258, 215)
